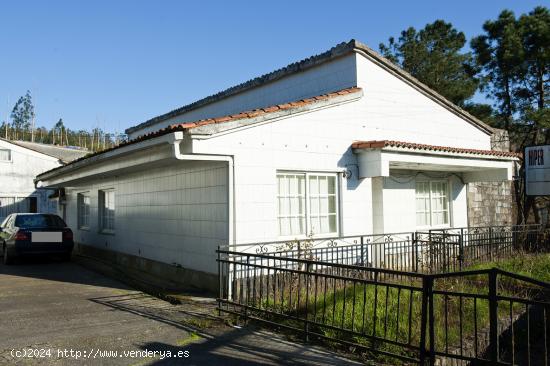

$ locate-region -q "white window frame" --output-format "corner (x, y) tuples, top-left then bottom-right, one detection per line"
(415, 179), (451, 229)
(98, 189), (115, 234)
(0, 148), (12, 163)
(77, 192), (91, 230)
(277, 171), (340, 239)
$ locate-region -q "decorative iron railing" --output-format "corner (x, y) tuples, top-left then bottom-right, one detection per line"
(220, 224), (547, 276)
(217, 247), (550, 365)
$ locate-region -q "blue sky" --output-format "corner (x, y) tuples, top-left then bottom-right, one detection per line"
(0, 1), (544, 134)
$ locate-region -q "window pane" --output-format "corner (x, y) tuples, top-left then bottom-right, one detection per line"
(100, 190), (115, 231)
(329, 214), (337, 233)
(328, 196), (336, 214)
(327, 176), (335, 194)
(309, 176), (318, 195)
(320, 197), (328, 213)
(320, 216), (329, 233)
(319, 176), (328, 193)
(309, 197), (319, 215)
(277, 174), (305, 236)
(0, 149), (11, 161)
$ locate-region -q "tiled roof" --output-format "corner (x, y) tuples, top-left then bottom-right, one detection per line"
(351, 140), (521, 158)
(37, 87), (362, 179)
(126, 39), (493, 136)
(168, 87), (361, 131)
(1, 138), (89, 163)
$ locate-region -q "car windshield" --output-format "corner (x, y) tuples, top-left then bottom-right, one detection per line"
(14, 215), (67, 229)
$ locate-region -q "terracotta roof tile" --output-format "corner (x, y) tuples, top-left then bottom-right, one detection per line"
(38, 87), (362, 178)
(263, 106), (280, 113)
(351, 140), (520, 158)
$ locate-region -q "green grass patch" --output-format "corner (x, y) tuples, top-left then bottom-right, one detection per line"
(248, 254), (550, 363)
(467, 253), (550, 283)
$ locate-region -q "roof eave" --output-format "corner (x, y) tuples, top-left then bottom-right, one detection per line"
(126, 39), (494, 137)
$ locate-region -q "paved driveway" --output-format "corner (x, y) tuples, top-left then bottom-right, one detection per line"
(0, 258), (360, 365)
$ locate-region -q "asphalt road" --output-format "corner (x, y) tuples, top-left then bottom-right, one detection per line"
(0, 258), (361, 366)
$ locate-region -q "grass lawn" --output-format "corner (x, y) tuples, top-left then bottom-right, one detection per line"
(257, 253), (550, 363)
(468, 253), (550, 282)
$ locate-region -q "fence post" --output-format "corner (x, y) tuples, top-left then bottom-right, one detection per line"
(489, 227), (494, 260)
(419, 275), (434, 366)
(360, 236), (365, 266)
(245, 254), (250, 321)
(489, 268), (499, 363)
(413, 232), (418, 273)
(459, 229), (464, 271)
(304, 262), (311, 342)
(217, 246), (222, 316)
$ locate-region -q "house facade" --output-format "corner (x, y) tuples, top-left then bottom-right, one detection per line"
(36, 40), (518, 292)
(0, 138), (88, 223)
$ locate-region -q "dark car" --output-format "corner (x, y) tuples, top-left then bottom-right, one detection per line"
(0, 213), (74, 264)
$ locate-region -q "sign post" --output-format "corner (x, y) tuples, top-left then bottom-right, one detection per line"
(525, 145), (550, 196)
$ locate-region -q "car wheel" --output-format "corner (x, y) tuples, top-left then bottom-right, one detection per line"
(3, 244), (13, 265)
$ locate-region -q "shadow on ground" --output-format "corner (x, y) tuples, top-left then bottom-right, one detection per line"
(0, 257), (130, 290)
(91, 293), (360, 366)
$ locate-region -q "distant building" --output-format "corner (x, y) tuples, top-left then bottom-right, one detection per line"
(0, 138), (88, 222)
(36, 40), (518, 292)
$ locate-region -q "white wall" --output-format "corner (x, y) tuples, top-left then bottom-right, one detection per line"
(0, 140), (60, 221)
(128, 54), (359, 139)
(355, 54), (491, 149)
(372, 173), (468, 234)
(190, 67), (479, 244)
(192, 99), (375, 244)
(65, 160), (228, 274)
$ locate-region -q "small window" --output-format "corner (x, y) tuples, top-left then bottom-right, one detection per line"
(415, 180), (450, 227)
(99, 189), (115, 233)
(0, 149), (11, 162)
(77, 193), (90, 229)
(277, 172), (339, 237)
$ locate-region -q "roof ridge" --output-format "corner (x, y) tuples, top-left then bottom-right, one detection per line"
(126, 40), (357, 134)
(126, 39), (493, 136)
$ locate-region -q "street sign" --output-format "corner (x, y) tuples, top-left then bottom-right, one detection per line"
(525, 145), (550, 196)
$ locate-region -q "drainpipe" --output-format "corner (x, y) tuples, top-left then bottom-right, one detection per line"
(170, 132), (235, 248)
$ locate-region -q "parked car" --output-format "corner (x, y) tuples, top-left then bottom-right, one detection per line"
(0, 213), (74, 264)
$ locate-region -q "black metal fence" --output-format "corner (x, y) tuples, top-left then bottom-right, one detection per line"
(225, 224), (547, 275)
(217, 248), (550, 365)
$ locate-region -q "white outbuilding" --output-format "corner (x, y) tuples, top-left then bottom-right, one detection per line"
(36, 40), (519, 291)
(0, 138), (88, 223)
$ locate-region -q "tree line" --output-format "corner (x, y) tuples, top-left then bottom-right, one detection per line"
(1, 90), (126, 152)
(379, 6), (549, 225)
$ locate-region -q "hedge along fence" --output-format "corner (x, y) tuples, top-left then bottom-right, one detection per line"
(217, 248), (550, 365)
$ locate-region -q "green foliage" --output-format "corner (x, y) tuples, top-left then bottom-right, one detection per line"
(469, 253), (550, 283)
(10, 90), (34, 140)
(471, 6), (549, 136)
(379, 20), (479, 107)
(2, 92), (127, 152)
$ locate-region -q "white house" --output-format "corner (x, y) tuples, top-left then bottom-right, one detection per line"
(0, 138), (88, 223)
(36, 40), (519, 291)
